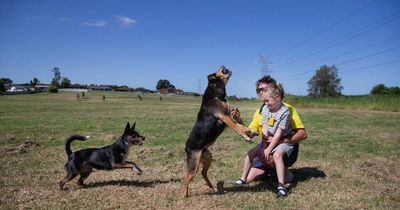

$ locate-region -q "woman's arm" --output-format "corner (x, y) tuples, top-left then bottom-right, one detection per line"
(282, 128), (307, 144)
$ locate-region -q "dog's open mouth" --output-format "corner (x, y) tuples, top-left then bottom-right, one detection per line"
(221, 67), (232, 79)
(222, 68), (230, 75)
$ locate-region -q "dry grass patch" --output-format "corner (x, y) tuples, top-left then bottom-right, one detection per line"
(1, 93), (399, 209)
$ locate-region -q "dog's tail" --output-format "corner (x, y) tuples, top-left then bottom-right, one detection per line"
(65, 135), (90, 156)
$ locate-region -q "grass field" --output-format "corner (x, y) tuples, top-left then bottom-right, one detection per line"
(283, 94), (400, 112)
(0, 92), (399, 209)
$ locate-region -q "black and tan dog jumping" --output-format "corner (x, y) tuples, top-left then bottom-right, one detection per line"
(183, 66), (258, 197)
(59, 122), (145, 190)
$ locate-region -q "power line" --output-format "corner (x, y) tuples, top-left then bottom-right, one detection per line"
(339, 59), (400, 74)
(277, 45), (400, 80)
(336, 46), (400, 66)
(280, 59), (400, 82)
(274, 11), (400, 67)
(273, 10), (400, 67)
(274, 34), (400, 77)
(273, 0), (377, 58)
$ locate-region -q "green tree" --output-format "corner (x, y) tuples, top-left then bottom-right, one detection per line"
(61, 77), (71, 88)
(51, 67), (61, 87)
(370, 84), (388, 95)
(30, 78), (40, 87)
(0, 81), (5, 93)
(307, 65), (343, 97)
(0, 78), (13, 84)
(388, 86), (400, 94)
(156, 79), (175, 90)
(371, 84), (400, 94)
(0, 78), (12, 93)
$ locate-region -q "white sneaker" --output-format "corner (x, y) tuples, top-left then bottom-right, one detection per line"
(234, 179), (246, 185)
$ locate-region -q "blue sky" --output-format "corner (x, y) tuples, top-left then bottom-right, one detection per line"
(1, 0), (399, 97)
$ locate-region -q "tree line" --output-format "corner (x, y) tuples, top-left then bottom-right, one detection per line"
(0, 67), (178, 94)
(1, 66), (398, 96)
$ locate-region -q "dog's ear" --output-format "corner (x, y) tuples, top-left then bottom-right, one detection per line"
(131, 122), (136, 130)
(207, 73), (216, 82)
(124, 122), (131, 134)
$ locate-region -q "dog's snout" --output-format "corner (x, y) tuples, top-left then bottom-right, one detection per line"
(222, 68), (230, 74)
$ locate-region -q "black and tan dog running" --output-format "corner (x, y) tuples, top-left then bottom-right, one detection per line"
(183, 66), (258, 197)
(59, 122), (145, 190)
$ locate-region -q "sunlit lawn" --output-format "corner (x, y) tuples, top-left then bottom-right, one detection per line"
(0, 92), (399, 209)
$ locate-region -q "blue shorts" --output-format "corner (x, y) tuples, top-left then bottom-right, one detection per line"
(252, 157), (264, 169)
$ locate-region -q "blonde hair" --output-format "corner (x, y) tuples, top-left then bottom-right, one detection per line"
(265, 82), (285, 100)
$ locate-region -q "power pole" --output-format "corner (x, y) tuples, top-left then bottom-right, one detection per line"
(258, 54), (272, 75)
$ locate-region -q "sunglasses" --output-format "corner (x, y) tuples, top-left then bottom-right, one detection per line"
(256, 87), (268, 94)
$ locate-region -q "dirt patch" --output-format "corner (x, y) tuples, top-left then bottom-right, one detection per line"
(357, 157), (400, 182)
(136, 147), (162, 159)
(0, 140), (40, 153)
(103, 133), (117, 140)
(6, 133), (17, 141)
(211, 142), (239, 153)
(356, 157), (400, 204)
(135, 146), (185, 160)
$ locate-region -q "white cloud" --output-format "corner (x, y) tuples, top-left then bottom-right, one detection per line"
(115, 15), (136, 27)
(83, 20), (107, 27)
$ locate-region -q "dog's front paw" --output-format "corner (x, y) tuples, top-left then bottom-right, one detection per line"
(245, 130), (259, 138)
(241, 134), (249, 141)
(133, 166), (142, 175)
(245, 138), (255, 143)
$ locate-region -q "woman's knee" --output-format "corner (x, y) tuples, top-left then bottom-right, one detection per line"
(247, 167), (265, 181)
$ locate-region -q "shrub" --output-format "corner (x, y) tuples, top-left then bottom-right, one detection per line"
(47, 84), (58, 93)
(371, 84), (400, 95)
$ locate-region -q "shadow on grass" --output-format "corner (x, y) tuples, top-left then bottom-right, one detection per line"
(85, 178), (181, 189)
(223, 167), (326, 194)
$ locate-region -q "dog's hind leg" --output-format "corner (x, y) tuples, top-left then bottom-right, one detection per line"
(183, 150), (202, 197)
(59, 173), (78, 190)
(200, 148), (214, 191)
(77, 166), (93, 187)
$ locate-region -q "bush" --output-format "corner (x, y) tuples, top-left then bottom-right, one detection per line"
(47, 84), (58, 93)
(371, 84), (400, 95)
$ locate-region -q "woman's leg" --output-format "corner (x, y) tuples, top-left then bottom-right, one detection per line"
(239, 143), (261, 182)
(285, 167), (294, 182)
(240, 155), (252, 181)
(246, 167), (266, 182)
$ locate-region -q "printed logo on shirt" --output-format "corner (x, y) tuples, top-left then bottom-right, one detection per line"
(268, 116), (275, 126)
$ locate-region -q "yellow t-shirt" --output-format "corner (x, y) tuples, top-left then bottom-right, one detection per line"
(248, 102), (304, 135)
